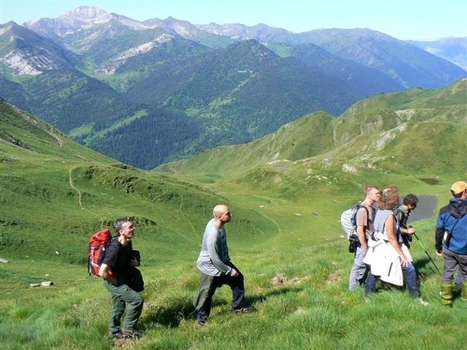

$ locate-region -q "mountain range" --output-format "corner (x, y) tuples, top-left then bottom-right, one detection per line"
(0, 5), (465, 169)
(1, 79), (465, 247)
(1, 74), (466, 295)
(157, 79), (467, 179)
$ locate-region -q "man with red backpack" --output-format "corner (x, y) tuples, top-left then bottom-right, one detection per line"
(99, 218), (144, 339)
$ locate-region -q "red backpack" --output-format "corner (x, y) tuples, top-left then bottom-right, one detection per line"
(88, 228), (113, 276)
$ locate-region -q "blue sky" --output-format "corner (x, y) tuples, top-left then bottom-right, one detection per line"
(1, 0), (466, 40)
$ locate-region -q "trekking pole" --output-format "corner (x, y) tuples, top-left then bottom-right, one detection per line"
(412, 231), (442, 275)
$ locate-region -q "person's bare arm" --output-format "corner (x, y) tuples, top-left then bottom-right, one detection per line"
(357, 225), (368, 250)
(99, 263), (117, 285)
(386, 216), (409, 266)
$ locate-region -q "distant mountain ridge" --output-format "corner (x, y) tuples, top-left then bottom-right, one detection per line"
(19, 6), (466, 72)
(157, 79), (467, 178)
(0, 5), (465, 169)
(408, 37), (467, 71)
(0, 22), (81, 75)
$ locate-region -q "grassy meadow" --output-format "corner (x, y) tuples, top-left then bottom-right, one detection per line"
(1, 166), (466, 350)
(1, 81), (467, 349)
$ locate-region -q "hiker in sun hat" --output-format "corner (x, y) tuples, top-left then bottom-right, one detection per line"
(435, 181), (467, 306)
(193, 204), (254, 325)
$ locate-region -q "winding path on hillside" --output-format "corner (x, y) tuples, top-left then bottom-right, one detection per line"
(14, 106), (64, 147)
(179, 194), (197, 234)
(68, 167), (84, 209)
(67, 167), (106, 227)
(239, 193), (283, 234)
(146, 191), (198, 242)
(47, 125), (63, 147)
(256, 210), (282, 234)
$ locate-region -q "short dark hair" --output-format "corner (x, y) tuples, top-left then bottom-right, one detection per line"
(403, 194), (418, 207)
(113, 217), (130, 235)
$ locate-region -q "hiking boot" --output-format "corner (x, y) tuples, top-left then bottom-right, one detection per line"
(417, 298), (429, 306)
(197, 311), (208, 325)
(462, 281), (467, 301)
(233, 305), (255, 313)
(440, 282), (454, 306)
(122, 328), (143, 338)
(108, 331), (125, 339)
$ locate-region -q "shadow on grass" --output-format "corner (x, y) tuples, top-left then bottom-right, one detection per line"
(371, 257), (441, 295)
(413, 256), (442, 278)
(414, 256), (464, 301)
(244, 285), (302, 306)
(141, 286), (300, 328)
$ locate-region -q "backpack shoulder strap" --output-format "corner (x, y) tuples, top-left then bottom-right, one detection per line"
(357, 204), (369, 214)
(355, 204), (370, 224)
(393, 206), (404, 220)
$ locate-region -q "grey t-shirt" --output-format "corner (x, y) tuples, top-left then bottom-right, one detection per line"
(196, 219), (232, 276)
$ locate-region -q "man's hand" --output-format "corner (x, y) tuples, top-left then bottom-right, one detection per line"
(435, 250), (443, 257)
(230, 269), (239, 277)
(99, 263), (117, 285)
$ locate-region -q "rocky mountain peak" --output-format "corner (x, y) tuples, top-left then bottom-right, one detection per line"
(59, 6), (111, 24)
(22, 6), (113, 38)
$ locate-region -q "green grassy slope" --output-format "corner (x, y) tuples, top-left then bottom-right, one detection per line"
(1, 81), (467, 350)
(0, 97), (279, 266)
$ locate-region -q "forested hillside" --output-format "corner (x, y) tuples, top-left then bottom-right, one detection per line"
(0, 6), (465, 169)
(157, 79), (467, 180)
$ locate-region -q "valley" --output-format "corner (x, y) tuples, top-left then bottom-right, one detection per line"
(0, 7), (466, 347)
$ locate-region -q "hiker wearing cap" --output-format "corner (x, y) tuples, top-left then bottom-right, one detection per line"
(193, 204), (253, 325)
(435, 181), (467, 306)
(348, 185), (380, 291)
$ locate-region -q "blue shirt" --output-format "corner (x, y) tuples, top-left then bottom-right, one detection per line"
(435, 198), (467, 254)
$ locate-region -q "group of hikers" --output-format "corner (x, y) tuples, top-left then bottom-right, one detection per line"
(98, 204), (253, 340)
(97, 181), (467, 340)
(349, 181), (467, 306)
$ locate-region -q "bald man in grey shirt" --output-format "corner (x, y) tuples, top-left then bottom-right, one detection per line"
(193, 204), (253, 325)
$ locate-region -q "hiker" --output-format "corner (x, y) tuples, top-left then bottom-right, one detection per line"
(364, 186), (427, 304)
(394, 194), (419, 249)
(193, 204), (253, 325)
(99, 218), (144, 339)
(435, 181), (467, 306)
(348, 184), (380, 291)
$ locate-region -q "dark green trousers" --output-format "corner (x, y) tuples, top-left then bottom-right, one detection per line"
(103, 280), (144, 333)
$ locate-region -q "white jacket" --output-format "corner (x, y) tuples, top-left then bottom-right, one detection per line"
(364, 236), (412, 286)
